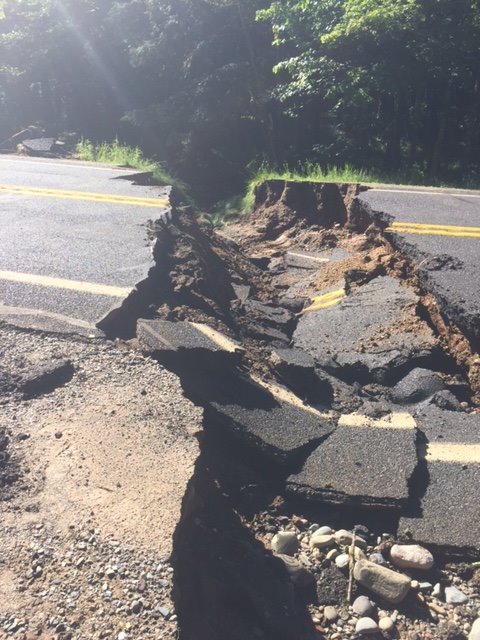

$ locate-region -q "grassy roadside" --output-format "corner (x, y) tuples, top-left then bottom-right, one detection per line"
(75, 139), (190, 202)
(241, 164), (375, 212)
(241, 162), (480, 214)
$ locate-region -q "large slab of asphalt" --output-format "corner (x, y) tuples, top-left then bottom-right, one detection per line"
(294, 275), (438, 383)
(359, 188), (480, 344)
(288, 412), (418, 508)
(0, 156), (169, 332)
(397, 406), (480, 554)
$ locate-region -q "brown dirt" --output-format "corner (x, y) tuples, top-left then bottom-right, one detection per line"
(421, 293), (480, 403)
(0, 329), (203, 545)
(0, 327), (205, 639)
(227, 182), (366, 254)
(358, 302), (438, 354)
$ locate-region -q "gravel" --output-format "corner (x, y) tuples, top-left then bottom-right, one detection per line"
(253, 514), (480, 640)
(0, 524), (179, 639)
(0, 325), (203, 639)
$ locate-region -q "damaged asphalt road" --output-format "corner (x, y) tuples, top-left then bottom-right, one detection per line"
(359, 187), (480, 347)
(3, 160), (478, 556)
(2, 159), (480, 639)
(0, 155), (170, 334)
(129, 178), (480, 558)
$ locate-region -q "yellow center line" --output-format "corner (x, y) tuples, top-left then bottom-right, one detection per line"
(310, 288), (346, 303)
(250, 374), (331, 418)
(387, 221), (480, 238)
(339, 412), (416, 430)
(0, 270), (132, 298)
(190, 322), (241, 354)
(392, 221), (480, 232)
(302, 288), (345, 314)
(0, 184), (168, 208)
(427, 442), (480, 465)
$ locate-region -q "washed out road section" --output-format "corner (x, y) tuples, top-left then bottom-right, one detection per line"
(0, 156), (170, 331)
(359, 188), (480, 343)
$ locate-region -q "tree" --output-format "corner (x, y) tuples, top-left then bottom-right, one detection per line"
(259, 0), (480, 180)
(109, 0), (277, 202)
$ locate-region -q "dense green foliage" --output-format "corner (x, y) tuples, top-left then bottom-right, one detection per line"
(1, 0), (480, 204)
(260, 0), (480, 182)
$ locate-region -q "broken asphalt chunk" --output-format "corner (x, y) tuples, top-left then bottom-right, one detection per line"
(399, 407), (480, 557)
(204, 376), (335, 468)
(244, 299), (293, 329)
(19, 137), (67, 156)
(287, 412), (418, 509)
(294, 276), (438, 384)
(389, 368), (446, 405)
(385, 227), (480, 345)
(137, 319), (244, 369)
(284, 250), (331, 270)
(400, 460), (480, 557)
(270, 348), (333, 407)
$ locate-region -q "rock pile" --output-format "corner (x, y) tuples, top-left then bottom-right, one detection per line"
(261, 516), (480, 638)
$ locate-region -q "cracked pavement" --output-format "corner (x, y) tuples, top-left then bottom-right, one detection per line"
(2, 161), (480, 639)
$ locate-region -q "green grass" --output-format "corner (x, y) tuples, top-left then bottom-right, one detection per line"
(241, 163), (380, 213)
(75, 138), (190, 202)
(207, 194), (246, 228)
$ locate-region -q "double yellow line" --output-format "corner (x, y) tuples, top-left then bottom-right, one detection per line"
(388, 221), (480, 239)
(0, 184), (168, 208)
(302, 288), (345, 314)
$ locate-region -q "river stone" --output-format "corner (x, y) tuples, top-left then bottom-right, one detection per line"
(390, 544), (434, 570)
(469, 618), (480, 640)
(352, 547), (367, 561)
(317, 526), (333, 535)
(326, 548), (340, 561)
(276, 554), (315, 588)
(272, 532), (299, 556)
(335, 553), (350, 569)
(324, 606), (338, 622)
(445, 585), (469, 605)
(310, 532), (335, 549)
(353, 595), (375, 617)
(334, 529), (367, 549)
(353, 559), (411, 604)
(369, 552), (388, 567)
(355, 617), (378, 635)
(379, 616), (395, 633)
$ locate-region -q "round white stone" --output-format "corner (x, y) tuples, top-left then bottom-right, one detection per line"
(379, 617), (395, 633)
(390, 544), (434, 570)
(469, 618), (480, 640)
(355, 617), (378, 635)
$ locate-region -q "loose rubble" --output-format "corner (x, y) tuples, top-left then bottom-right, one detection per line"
(0, 525), (179, 640)
(259, 516), (480, 639)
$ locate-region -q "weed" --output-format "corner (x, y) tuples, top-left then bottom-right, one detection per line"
(75, 138), (190, 202)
